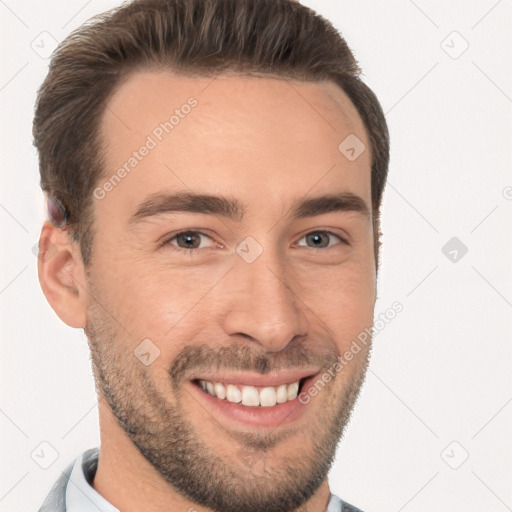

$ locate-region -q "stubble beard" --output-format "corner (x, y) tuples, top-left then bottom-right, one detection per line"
(84, 298), (371, 512)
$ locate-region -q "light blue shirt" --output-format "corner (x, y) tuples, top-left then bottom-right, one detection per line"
(39, 448), (362, 511)
(65, 449), (119, 511)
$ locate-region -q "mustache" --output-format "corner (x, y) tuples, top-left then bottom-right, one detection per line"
(169, 340), (340, 386)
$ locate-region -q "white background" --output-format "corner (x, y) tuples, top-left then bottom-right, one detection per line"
(1, 1), (511, 511)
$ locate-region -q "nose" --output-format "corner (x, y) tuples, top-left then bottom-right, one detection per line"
(221, 245), (309, 352)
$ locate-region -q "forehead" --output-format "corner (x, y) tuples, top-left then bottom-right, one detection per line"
(97, 71), (371, 220)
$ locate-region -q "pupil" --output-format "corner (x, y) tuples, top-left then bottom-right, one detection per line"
(181, 233), (198, 248)
(309, 233), (327, 248)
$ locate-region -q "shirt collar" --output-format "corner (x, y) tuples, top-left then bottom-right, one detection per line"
(65, 448), (343, 511)
(65, 449), (119, 512)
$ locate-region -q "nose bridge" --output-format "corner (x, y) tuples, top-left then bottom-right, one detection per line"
(222, 241), (308, 351)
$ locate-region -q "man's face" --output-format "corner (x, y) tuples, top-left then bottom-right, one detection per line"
(85, 72), (375, 512)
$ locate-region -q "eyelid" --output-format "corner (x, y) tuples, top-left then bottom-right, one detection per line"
(295, 230), (348, 248)
(160, 228), (349, 253)
(160, 230), (220, 251)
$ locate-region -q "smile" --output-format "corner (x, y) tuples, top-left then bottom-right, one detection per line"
(196, 379), (302, 407)
(186, 369), (320, 428)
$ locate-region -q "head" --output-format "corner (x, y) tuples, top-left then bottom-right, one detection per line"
(34, 1), (389, 511)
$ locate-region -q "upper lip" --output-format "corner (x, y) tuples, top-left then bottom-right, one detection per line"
(189, 368), (320, 387)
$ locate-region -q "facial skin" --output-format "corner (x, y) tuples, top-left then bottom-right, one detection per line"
(38, 72), (376, 512)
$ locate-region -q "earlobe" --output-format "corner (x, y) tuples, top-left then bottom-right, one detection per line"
(37, 222), (88, 328)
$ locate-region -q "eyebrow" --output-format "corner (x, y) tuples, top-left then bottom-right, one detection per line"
(128, 190), (370, 225)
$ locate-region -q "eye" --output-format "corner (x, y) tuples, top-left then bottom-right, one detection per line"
(296, 231), (348, 249)
(161, 230), (220, 253)
(160, 229), (348, 254)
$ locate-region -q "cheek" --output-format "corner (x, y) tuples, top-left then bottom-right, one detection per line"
(293, 261), (376, 349)
(90, 247), (227, 346)
(89, 227), (375, 356)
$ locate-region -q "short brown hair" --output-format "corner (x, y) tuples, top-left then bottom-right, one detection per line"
(33, 0), (389, 267)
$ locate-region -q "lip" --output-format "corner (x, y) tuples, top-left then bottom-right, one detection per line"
(185, 372), (321, 429)
(187, 368), (320, 387)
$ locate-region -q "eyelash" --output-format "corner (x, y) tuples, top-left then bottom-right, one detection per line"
(160, 230), (349, 254)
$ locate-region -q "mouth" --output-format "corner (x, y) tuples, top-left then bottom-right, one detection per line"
(186, 370), (320, 428)
(193, 378), (306, 407)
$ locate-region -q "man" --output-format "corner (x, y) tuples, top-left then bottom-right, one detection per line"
(34, 0), (389, 510)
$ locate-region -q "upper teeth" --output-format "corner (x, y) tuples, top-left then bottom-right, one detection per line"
(199, 380), (300, 407)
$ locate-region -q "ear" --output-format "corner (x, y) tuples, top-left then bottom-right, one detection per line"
(37, 221), (88, 328)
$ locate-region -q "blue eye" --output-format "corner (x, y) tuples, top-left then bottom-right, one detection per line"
(161, 229), (348, 254)
(296, 231), (347, 249)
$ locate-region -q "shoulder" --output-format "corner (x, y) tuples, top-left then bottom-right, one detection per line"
(341, 500), (364, 512)
(37, 447), (100, 512)
(37, 459), (74, 512)
(329, 493), (365, 512)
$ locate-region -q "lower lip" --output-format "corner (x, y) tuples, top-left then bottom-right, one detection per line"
(186, 375), (318, 429)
